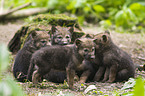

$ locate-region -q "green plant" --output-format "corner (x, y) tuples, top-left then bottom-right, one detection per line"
(114, 4), (138, 28)
(121, 78), (136, 90)
(0, 44), (25, 96)
(0, 44), (9, 74)
(133, 77), (144, 96)
(115, 77), (145, 96)
(3, 0), (145, 32)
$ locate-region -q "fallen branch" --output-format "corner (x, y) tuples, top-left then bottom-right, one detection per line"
(136, 73), (145, 77)
(0, 2), (31, 19)
(5, 8), (49, 20)
(137, 57), (145, 61)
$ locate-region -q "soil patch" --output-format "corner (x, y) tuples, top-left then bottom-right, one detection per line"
(0, 20), (145, 96)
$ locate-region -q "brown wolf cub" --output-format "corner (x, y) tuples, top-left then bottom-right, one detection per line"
(93, 31), (135, 82)
(43, 25), (73, 83)
(13, 31), (51, 82)
(27, 38), (95, 89)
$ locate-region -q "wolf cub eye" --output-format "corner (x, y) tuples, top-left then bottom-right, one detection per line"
(66, 35), (70, 39)
(84, 48), (89, 52)
(93, 39), (97, 42)
(57, 36), (62, 39)
(48, 38), (51, 42)
(41, 40), (47, 44)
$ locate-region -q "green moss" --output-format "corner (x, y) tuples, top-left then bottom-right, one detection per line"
(20, 26), (30, 48)
(25, 14), (82, 32)
(27, 14), (78, 27)
(32, 14), (77, 22)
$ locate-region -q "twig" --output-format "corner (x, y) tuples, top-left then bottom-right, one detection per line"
(136, 72), (145, 78)
(137, 57), (145, 61)
(0, 2), (31, 18)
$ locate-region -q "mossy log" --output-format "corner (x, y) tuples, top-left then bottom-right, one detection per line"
(8, 14), (85, 54)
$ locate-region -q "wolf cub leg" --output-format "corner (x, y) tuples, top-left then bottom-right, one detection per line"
(32, 70), (42, 84)
(107, 64), (117, 83)
(77, 63), (92, 83)
(101, 67), (109, 82)
(79, 70), (91, 83)
(93, 66), (105, 81)
(66, 67), (75, 89)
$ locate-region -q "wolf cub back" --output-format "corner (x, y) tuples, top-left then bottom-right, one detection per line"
(93, 31), (135, 82)
(13, 31), (51, 82)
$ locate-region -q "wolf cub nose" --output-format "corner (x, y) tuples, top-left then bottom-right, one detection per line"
(63, 42), (69, 45)
(90, 55), (95, 59)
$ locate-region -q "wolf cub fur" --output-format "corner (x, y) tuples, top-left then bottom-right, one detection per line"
(13, 31), (51, 82)
(27, 38), (95, 89)
(93, 31), (135, 82)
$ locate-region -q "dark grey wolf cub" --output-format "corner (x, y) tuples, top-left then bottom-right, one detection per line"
(93, 31), (135, 82)
(27, 38), (95, 89)
(50, 25), (74, 45)
(45, 34), (97, 83)
(44, 25), (73, 83)
(13, 31), (51, 82)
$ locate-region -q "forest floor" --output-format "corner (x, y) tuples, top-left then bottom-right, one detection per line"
(0, 20), (145, 96)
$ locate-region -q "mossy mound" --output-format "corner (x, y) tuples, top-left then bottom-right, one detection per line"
(8, 14), (84, 54)
(32, 14), (78, 26)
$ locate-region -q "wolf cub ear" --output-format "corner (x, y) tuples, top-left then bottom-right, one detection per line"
(69, 27), (74, 33)
(75, 39), (82, 47)
(104, 30), (110, 35)
(85, 34), (93, 38)
(102, 35), (108, 43)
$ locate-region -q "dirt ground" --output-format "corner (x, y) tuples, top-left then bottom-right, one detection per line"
(0, 20), (145, 96)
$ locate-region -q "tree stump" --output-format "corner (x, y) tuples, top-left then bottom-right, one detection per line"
(8, 14), (85, 54)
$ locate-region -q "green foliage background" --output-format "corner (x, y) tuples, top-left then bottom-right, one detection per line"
(0, 44), (24, 96)
(3, 0), (145, 32)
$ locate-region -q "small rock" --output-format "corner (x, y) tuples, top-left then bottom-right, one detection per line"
(84, 85), (97, 94)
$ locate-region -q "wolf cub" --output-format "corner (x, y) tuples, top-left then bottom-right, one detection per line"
(27, 38), (95, 89)
(93, 31), (135, 82)
(13, 31), (51, 82)
(43, 25), (73, 83)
